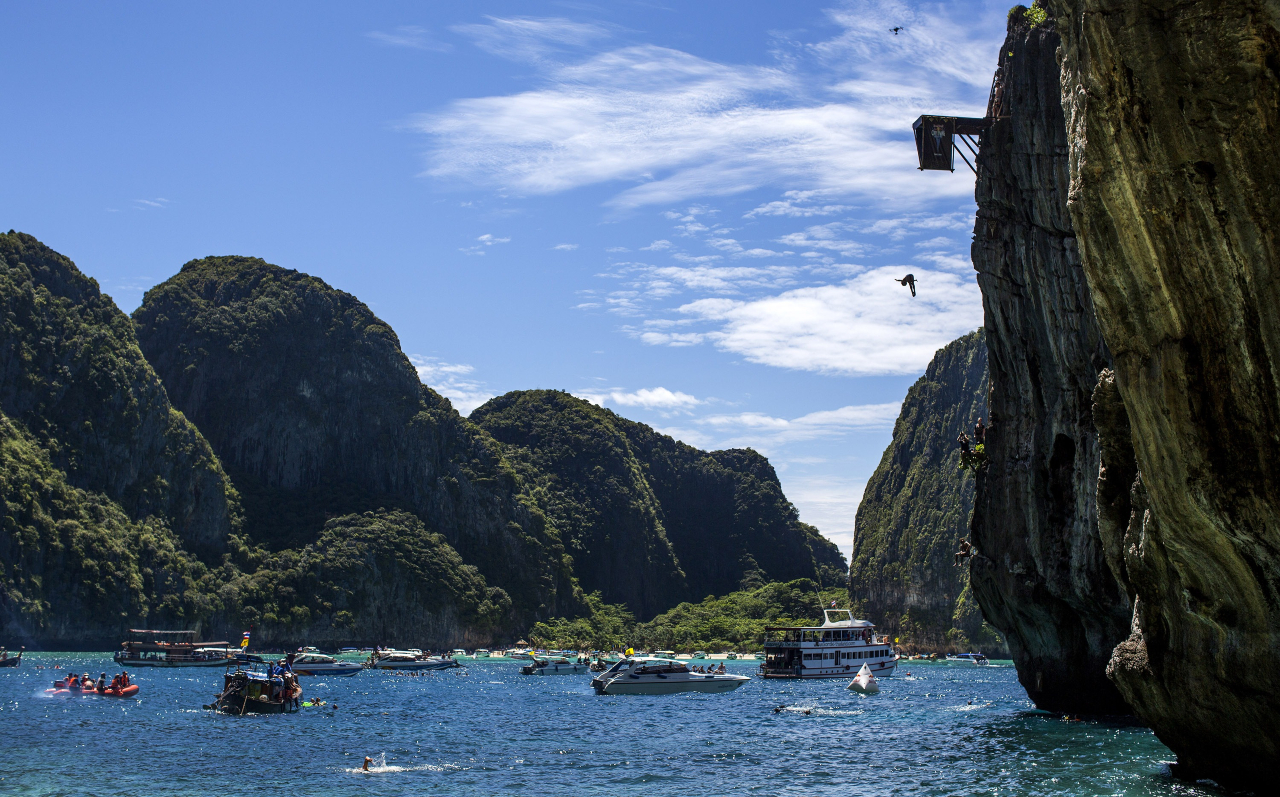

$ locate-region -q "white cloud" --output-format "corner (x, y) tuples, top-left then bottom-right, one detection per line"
(366, 25), (450, 51)
(461, 233), (511, 255)
(409, 356), (495, 415)
(745, 190), (849, 218)
(417, 2), (1001, 208)
(453, 16), (612, 63)
(134, 198), (168, 209)
(553, 243), (579, 250)
(640, 240), (671, 251)
(776, 222), (864, 256)
(784, 475), (867, 559)
(639, 265), (980, 375)
(578, 386), (702, 410)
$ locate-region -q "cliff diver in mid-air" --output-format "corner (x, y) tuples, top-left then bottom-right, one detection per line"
(896, 274), (917, 296)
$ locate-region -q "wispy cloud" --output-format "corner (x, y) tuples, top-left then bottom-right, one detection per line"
(366, 25), (451, 51)
(452, 16), (611, 63)
(460, 233), (511, 255)
(638, 265), (981, 375)
(745, 190), (849, 218)
(417, 1), (1001, 208)
(134, 198), (168, 209)
(553, 243), (579, 250)
(410, 356), (495, 415)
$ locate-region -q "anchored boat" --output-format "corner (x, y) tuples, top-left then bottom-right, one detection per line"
(760, 609), (898, 679)
(591, 656), (749, 695)
(365, 649), (462, 671)
(520, 656), (589, 675)
(290, 652), (362, 676)
(210, 661), (301, 715)
(114, 629), (235, 667)
(0, 647), (21, 667)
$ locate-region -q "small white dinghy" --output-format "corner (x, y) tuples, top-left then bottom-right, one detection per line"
(847, 663), (880, 694)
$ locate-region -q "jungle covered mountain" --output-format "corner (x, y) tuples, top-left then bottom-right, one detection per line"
(472, 389), (847, 617)
(849, 329), (1004, 654)
(132, 256), (576, 628)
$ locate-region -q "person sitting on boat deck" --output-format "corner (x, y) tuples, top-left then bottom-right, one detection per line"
(716, 664), (727, 674)
(110, 674), (121, 690)
(121, 671), (130, 687)
(97, 673), (107, 690)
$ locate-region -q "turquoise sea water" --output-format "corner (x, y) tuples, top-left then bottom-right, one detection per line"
(1, 654), (1216, 796)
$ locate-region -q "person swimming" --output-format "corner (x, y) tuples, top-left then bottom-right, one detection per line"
(363, 756), (372, 772)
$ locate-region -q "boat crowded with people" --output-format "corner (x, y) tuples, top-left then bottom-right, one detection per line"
(113, 629), (236, 667)
(759, 609), (898, 679)
(591, 656), (749, 695)
(209, 658), (301, 715)
(46, 671), (139, 697)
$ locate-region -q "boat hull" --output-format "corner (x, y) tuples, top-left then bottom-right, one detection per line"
(113, 656), (231, 668)
(760, 658), (898, 679)
(369, 659), (460, 671)
(292, 664), (362, 676)
(521, 662), (589, 675)
(594, 675), (748, 695)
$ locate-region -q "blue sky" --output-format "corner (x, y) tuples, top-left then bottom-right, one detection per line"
(1, 0), (1006, 559)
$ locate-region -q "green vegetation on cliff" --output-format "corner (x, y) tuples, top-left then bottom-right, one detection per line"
(472, 390), (847, 617)
(849, 329), (1003, 653)
(133, 256), (574, 628)
(527, 579), (846, 653)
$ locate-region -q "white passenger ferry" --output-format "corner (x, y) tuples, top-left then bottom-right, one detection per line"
(760, 609), (898, 679)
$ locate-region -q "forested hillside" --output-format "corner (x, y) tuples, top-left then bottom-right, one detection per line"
(0, 235), (849, 648)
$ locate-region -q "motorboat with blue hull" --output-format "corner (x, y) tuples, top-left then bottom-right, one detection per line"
(365, 650), (463, 671)
(521, 656), (589, 675)
(290, 652), (362, 676)
(760, 610), (898, 679)
(591, 657), (749, 695)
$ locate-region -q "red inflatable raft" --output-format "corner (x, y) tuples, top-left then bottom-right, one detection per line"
(45, 679), (139, 697)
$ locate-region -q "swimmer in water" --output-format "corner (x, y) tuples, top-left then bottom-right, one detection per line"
(363, 756), (372, 772)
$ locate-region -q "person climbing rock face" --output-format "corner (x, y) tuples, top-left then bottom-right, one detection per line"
(954, 539), (973, 566)
(957, 431), (971, 454)
(896, 274), (917, 296)
(974, 418), (986, 445)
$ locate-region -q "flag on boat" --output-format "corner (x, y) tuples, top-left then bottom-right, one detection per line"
(830, 600), (837, 608)
(241, 631), (251, 649)
(625, 648), (634, 656)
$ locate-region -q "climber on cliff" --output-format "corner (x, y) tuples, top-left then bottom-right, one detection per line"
(957, 431), (971, 455)
(895, 273), (917, 297)
(954, 539), (973, 566)
(974, 418), (986, 445)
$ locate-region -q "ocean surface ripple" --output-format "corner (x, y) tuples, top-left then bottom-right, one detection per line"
(1, 655), (1221, 796)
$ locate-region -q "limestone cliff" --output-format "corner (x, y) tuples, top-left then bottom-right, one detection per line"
(849, 330), (1000, 653)
(472, 390), (846, 617)
(133, 257), (574, 625)
(968, 11), (1131, 714)
(1054, 0), (1280, 786)
(0, 232), (239, 559)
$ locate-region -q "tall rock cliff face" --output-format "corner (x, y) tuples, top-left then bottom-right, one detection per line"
(849, 330), (997, 652)
(133, 257), (574, 624)
(1054, 0), (1280, 786)
(0, 233), (239, 560)
(472, 390), (846, 618)
(469, 390), (687, 618)
(968, 13), (1131, 714)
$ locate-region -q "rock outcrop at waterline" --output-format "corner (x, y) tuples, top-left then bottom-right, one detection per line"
(1053, 0), (1280, 786)
(967, 11), (1132, 715)
(848, 330), (999, 653)
(133, 257), (574, 625)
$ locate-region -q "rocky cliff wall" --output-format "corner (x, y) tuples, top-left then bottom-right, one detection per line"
(968, 12), (1131, 714)
(1054, 0), (1280, 786)
(472, 390), (847, 617)
(849, 330), (996, 652)
(134, 257), (574, 624)
(0, 232), (238, 560)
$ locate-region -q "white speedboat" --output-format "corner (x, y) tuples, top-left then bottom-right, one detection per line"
(946, 653), (989, 665)
(520, 656), (589, 675)
(474, 649), (491, 658)
(760, 609), (898, 679)
(591, 657), (749, 695)
(847, 663), (880, 694)
(290, 652), (362, 677)
(366, 650), (461, 671)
